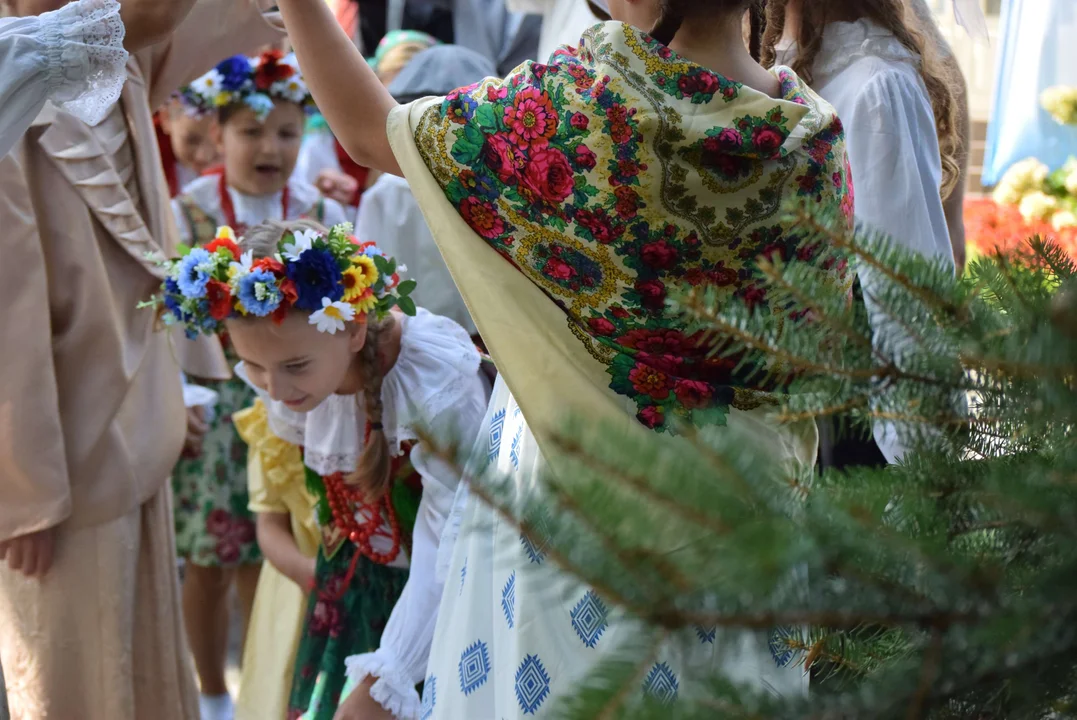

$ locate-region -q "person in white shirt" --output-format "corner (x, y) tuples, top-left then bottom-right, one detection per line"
(761, 0), (966, 465)
(355, 44), (496, 341)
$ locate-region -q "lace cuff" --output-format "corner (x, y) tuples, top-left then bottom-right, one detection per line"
(345, 653), (423, 720)
(40, 0), (128, 125)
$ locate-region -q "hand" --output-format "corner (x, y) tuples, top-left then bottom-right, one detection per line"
(0, 527), (56, 579)
(315, 169), (360, 206)
(293, 556), (317, 592)
(333, 678), (395, 720)
(183, 406), (208, 458)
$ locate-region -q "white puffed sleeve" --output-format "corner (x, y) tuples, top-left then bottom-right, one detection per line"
(344, 371), (490, 719)
(0, 0), (128, 156)
(843, 66), (955, 463)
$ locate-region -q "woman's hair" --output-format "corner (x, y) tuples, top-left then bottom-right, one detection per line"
(376, 41), (434, 83)
(647, 1), (758, 47)
(760, 0), (962, 199)
(240, 219), (395, 499)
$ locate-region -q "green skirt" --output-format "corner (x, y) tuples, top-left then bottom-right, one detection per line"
(288, 541), (409, 720)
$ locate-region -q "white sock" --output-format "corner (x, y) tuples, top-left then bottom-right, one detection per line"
(199, 693), (234, 720)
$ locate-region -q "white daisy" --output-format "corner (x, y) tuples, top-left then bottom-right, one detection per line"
(309, 298), (356, 335)
(190, 70), (224, 100)
(281, 229), (320, 262)
(274, 76), (309, 105)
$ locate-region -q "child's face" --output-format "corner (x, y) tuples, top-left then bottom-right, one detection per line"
(161, 104), (219, 176)
(227, 310), (367, 413)
(216, 102), (305, 196)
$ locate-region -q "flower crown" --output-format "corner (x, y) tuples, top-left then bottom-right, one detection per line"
(180, 50), (314, 121)
(154, 224), (417, 338)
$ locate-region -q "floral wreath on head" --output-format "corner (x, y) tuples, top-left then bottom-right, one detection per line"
(151, 224), (417, 338)
(180, 50), (315, 121)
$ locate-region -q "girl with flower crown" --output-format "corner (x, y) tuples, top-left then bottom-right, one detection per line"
(168, 50), (351, 720)
(154, 219), (490, 720)
(275, 0), (855, 718)
(155, 91), (221, 198)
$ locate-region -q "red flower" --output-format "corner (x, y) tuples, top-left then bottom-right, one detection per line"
(614, 186), (641, 219)
(574, 144), (597, 171)
(309, 599), (344, 638)
(253, 256), (285, 276)
(716, 128), (743, 148)
(641, 240), (678, 270)
(637, 405), (665, 429)
(635, 279), (666, 309)
(522, 147), (575, 205)
(206, 509), (231, 537)
(205, 236), (241, 260)
(570, 112), (589, 130)
(483, 133), (525, 184)
(459, 196), (506, 239)
(575, 208), (619, 244)
(254, 49), (294, 91)
(674, 379), (713, 409)
(611, 307), (630, 319)
(279, 277), (298, 305)
(629, 362), (673, 399)
(610, 122), (633, 145)
(741, 284), (768, 310)
(618, 328), (688, 354)
(543, 256), (576, 281)
(708, 264), (739, 287)
(684, 268), (707, 286)
(215, 538), (240, 565)
(206, 279), (233, 321)
(752, 125), (785, 155)
(589, 317), (616, 336)
(503, 87), (558, 148)
(233, 517), (256, 544)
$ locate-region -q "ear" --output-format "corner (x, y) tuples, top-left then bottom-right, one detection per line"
(158, 107), (173, 136)
(346, 316), (370, 354)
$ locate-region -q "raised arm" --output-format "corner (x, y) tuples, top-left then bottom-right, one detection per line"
(276, 0), (401, 176)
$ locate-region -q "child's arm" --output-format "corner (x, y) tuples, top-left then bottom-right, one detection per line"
(256, 511), (316, 590)
(276, 0), (401, 176)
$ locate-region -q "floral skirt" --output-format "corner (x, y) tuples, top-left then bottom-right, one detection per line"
(172, 377), (262, 568)
(289, 542), (409, 720)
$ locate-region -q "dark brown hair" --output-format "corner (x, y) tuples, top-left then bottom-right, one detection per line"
(760, 0), (962, 199)
(240, 220), (394, 499)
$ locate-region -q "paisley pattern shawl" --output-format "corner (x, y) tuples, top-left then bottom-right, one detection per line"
(411, 21), (852, 433)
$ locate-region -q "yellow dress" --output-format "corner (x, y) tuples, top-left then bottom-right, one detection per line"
(232, 400), (320, 720)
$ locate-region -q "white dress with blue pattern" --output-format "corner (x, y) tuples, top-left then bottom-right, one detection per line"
(422, 376), (810, 719)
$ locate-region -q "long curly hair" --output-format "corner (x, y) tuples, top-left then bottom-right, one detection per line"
(760, 0), (962, 199)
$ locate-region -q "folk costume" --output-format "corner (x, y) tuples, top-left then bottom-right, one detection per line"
(381, 21), (854, 718)
(0, 0), (282, 717)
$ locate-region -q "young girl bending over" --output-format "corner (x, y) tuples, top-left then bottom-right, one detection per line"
(761, 0), (964, 466)
(277, 0), (853, 717)
(155, 220), (490, 720)
(168, 51), (350, 718)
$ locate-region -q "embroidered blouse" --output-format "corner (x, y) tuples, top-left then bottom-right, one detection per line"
(241, 309), (491, 716)
(0, 0), (128, 157)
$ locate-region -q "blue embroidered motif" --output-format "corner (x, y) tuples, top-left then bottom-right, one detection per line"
(520, 532), (546, 564)
(519, 508), (550, 564)
(642, 663), (679, 706)
(695, 625), (717, 644)
(570, 590), (608, 648)
(420, 675), (436, 720)
(769, 626), (799, 668)
(460, 557), (467, 595)
(509, 425), (523, 469)
(514, 654), (551, 715)
(501, 572), (516, 629)
(488, 408), (506, 462)
(458, 640), (491, 696)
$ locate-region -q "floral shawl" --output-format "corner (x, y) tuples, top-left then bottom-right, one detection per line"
(388, 21), (851, 444)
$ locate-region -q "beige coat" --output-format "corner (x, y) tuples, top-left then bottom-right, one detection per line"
(0, 0), (283, 543)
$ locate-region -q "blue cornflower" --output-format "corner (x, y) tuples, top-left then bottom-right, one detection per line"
(237, 269), (283, 317)
(287, 248), (344, 311)
(244, 93), (275, 121)
(176, 248), (213, 299)
(216, 56), (252, 92)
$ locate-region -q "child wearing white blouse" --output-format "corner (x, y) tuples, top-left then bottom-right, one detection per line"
(763, 0), (963, 465)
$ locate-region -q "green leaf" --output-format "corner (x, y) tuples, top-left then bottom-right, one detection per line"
(373, 254), (391, 275)
(176, 243), (192, 257)
(397, 296), (417, 316)
(474, 103), (499, 131)
(451, 124), (487, 166)
(397, 279), (418, 297)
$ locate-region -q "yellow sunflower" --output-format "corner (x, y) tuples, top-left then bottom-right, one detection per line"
(342, 255), (378, 301)
(351, 288), (378, 314)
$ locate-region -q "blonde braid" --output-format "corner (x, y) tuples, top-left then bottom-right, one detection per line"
(348, 315), (394, 499)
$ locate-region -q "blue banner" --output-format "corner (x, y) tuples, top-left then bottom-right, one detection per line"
(983, 0), (1077, 186)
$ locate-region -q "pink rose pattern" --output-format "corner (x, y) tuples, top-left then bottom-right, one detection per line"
(173, 353), (261, 567)
(428, 23), (852, 432)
